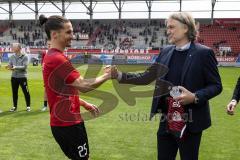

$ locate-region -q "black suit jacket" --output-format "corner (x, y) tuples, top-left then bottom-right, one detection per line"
(119, 42), (222, 132)
(232, 77), (240, 102)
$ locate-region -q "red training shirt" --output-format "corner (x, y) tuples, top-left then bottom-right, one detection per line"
(43, 48), (83, 126)
(41, 50), (47, 65)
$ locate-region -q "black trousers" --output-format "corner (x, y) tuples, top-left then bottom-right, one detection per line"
(11, 77), (31, 108)
(157, 124), (202, 160)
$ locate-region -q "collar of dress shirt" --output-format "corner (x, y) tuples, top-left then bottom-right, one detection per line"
(175, 42), (191, 51)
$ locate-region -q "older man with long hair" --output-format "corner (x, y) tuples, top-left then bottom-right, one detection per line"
(111, 12), (222, 160)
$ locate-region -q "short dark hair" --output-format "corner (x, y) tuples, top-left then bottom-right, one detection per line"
(39, 15), (70, 40)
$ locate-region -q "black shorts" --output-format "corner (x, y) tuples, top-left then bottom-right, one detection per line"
(51, 123), (89, 160)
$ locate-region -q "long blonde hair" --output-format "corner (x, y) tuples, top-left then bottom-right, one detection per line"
(168, 12), (197, 42)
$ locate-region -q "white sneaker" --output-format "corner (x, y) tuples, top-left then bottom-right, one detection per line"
(26, 107), (31, 112)
(9, 107), (17, 112)
(41, 106), (47, 111)
(0, 109), (2, 113)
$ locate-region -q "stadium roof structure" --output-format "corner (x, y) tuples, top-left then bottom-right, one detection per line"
(0, 0), (240, 21)
(3, 0), (180, 2)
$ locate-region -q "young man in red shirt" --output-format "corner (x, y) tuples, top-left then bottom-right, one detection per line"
(39, 15), (112, 160)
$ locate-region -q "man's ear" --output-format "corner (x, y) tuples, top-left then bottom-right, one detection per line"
(183, 24), (189, 34)
(51, 31), (58, 40)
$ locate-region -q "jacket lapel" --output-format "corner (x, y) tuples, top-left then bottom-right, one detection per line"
(161, 47), (175, 79)
(180, 43), (197, 84)
(164, 47), (175, 66)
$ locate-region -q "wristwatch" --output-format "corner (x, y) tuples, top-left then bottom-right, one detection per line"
(194, 93), (199, 104)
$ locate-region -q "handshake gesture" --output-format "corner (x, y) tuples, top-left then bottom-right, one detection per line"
(103, 65), (119, 79)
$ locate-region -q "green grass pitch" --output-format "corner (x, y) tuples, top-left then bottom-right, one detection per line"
(0, 63), (239, 160)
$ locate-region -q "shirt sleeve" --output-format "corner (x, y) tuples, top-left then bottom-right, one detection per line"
(9, 56), (13, 66)
(54, 55), (80, 85)
(65, 69), (80, 84)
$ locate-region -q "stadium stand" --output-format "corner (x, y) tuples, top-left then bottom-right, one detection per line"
(0, 19), (168, 50)
(0, 19), (240, 56)
(199, 21), (240, 56)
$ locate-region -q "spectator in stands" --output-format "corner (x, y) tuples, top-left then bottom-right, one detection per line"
(6, 43), (31, 112)
(145, 37), (148, 44)
(110, 12), (222, 160)
(227, 77), (240, 115)
(161, 38), (164, 47)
